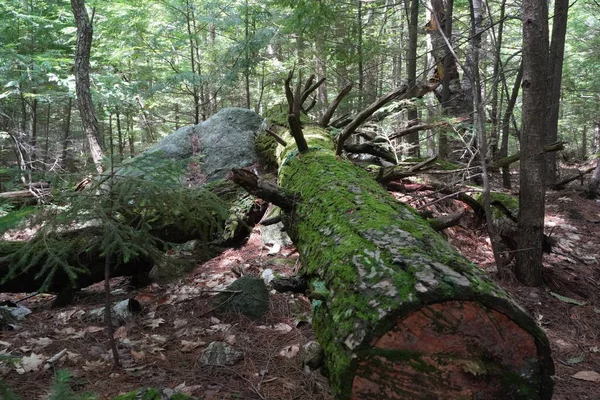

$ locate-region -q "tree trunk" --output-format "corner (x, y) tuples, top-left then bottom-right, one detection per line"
(251, 121), (554, 398)
(545, 0), (569, 184)
(405, 0), (420, 157)
(71, 0), (105, 173)
(516, 0), (549, 286)
(426, 0), (470, 161)
(60, 97), (73, 170)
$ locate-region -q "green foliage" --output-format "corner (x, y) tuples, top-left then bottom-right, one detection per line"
(0, 370), (97, 400)
(1, 155), (228, 292)
(0, 205), (37, 234)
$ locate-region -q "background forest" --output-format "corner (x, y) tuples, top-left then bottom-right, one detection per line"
(1, 0), (598, 181)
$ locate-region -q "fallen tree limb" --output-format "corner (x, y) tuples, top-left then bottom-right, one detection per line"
(550, 165), (595, 189)
(427, 210), (467, 231)
(492, 141), (564, 168)
(376, 155), (438, 183)
(343, 142), (396, 164)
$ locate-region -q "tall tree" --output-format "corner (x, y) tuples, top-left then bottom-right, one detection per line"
(545, 0), (570, 184)
(405, 0), (420, 157)
(516, 0), (550, 286)
(71, 0), (105, 173)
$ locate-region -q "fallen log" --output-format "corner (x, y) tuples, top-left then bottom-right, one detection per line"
(241, 82), (554, 399)
(491, 141), (564, 169)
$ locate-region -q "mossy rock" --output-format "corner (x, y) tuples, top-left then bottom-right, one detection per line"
(213, 275), (270, 319)
(254, 133), (279, 169)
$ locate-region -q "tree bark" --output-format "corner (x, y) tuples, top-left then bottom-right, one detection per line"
(516, 0), (550, 286)
(250, 122), (554, 398)
(405, 0), (420, 157)
(71, 0), (105, 173)
(545, 0), (570, 184)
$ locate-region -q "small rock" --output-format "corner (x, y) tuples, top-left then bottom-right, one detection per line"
(303, 341), (325, 370)
(213, 275), (270, 319)
(200, 342), (243, 366)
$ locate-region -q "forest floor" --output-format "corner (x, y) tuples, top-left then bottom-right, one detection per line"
(1, 171), (600, 399)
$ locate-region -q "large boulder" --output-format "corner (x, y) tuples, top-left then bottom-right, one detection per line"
(143, 107), (265, 182)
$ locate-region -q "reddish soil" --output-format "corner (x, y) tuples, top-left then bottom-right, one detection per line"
(1, 176), (599, 399)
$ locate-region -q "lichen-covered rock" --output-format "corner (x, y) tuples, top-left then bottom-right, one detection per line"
(200, 341), (243, 366)
(126, 108), (265, 183)
(213, 275), (270, 319)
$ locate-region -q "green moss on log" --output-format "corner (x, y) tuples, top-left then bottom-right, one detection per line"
(271, 124), (552, 398)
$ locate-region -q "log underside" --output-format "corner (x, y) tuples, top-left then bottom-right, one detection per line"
(353, 301), (544, 399)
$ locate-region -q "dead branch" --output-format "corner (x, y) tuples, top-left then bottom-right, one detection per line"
(377, 156), (438, 183)
(335, 85), (409, 155)
(265, 129), (288, 146)
(319, 83), (353, 127)
(344, 142), (396, 164)
(229, 168), (295, 212)
(285, 70), (309, 152)
(491, 141), (564, 169)
(427, 210), (467, 231)
(550, 165), (596, 189)
(300, 75), (326, 105)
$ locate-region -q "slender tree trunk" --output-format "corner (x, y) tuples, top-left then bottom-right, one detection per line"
(581, 126), (587, 160)
(71, 0), (105, 173)
(116, 108), (124, 161)
(29, 97), (38, 168)
(406, 0), (420, 157)
(43, 103), (51, 169)
(499, 63), (523, 189)
(516, 0), (549, 287)
(60, 97), (73, 170)
(488, 0), (507, 158)
(244, 0), (251, 109)
(184, 0), (201, 124)
(127, 113), (135, 157)
(357, 0), (364, 107)
(546, 0), (569, 184)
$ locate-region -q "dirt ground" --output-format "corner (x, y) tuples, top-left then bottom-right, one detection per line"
(1, 172), (599, 399)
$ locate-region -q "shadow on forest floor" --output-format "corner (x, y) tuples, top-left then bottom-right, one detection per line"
(1, 170), (599, 399)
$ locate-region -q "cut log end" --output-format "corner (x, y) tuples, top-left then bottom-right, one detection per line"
(351, 301), (553, 400)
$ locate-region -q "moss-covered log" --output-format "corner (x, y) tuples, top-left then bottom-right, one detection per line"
(263, 125), (554, 399)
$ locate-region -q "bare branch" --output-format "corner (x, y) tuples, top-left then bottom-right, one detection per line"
(336, 85), (409, 155)
(229, 168), (295, 212)
(319, 83), (353, 127)
(301, 77), (326, 105)
(265, 129), (288, 147)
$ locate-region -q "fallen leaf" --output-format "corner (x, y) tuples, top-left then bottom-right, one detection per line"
(84, 326), (104, 334)
(279, 344), (300, 358)
(82, 359), (105, 372)
(181, 340), (204, 352)
(130, 349), (146, 362)
(114, 326), (128, 340)
(173, 318), (188, 329)
(572, 371), (600, 383)
(17, 353), (45, 374)
(274, 323), (293, 333)
(145, 317), (165, 329)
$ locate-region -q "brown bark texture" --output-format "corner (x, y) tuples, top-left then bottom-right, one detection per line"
(71, 0), (105, 173)
(516, 0), (550, 286)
